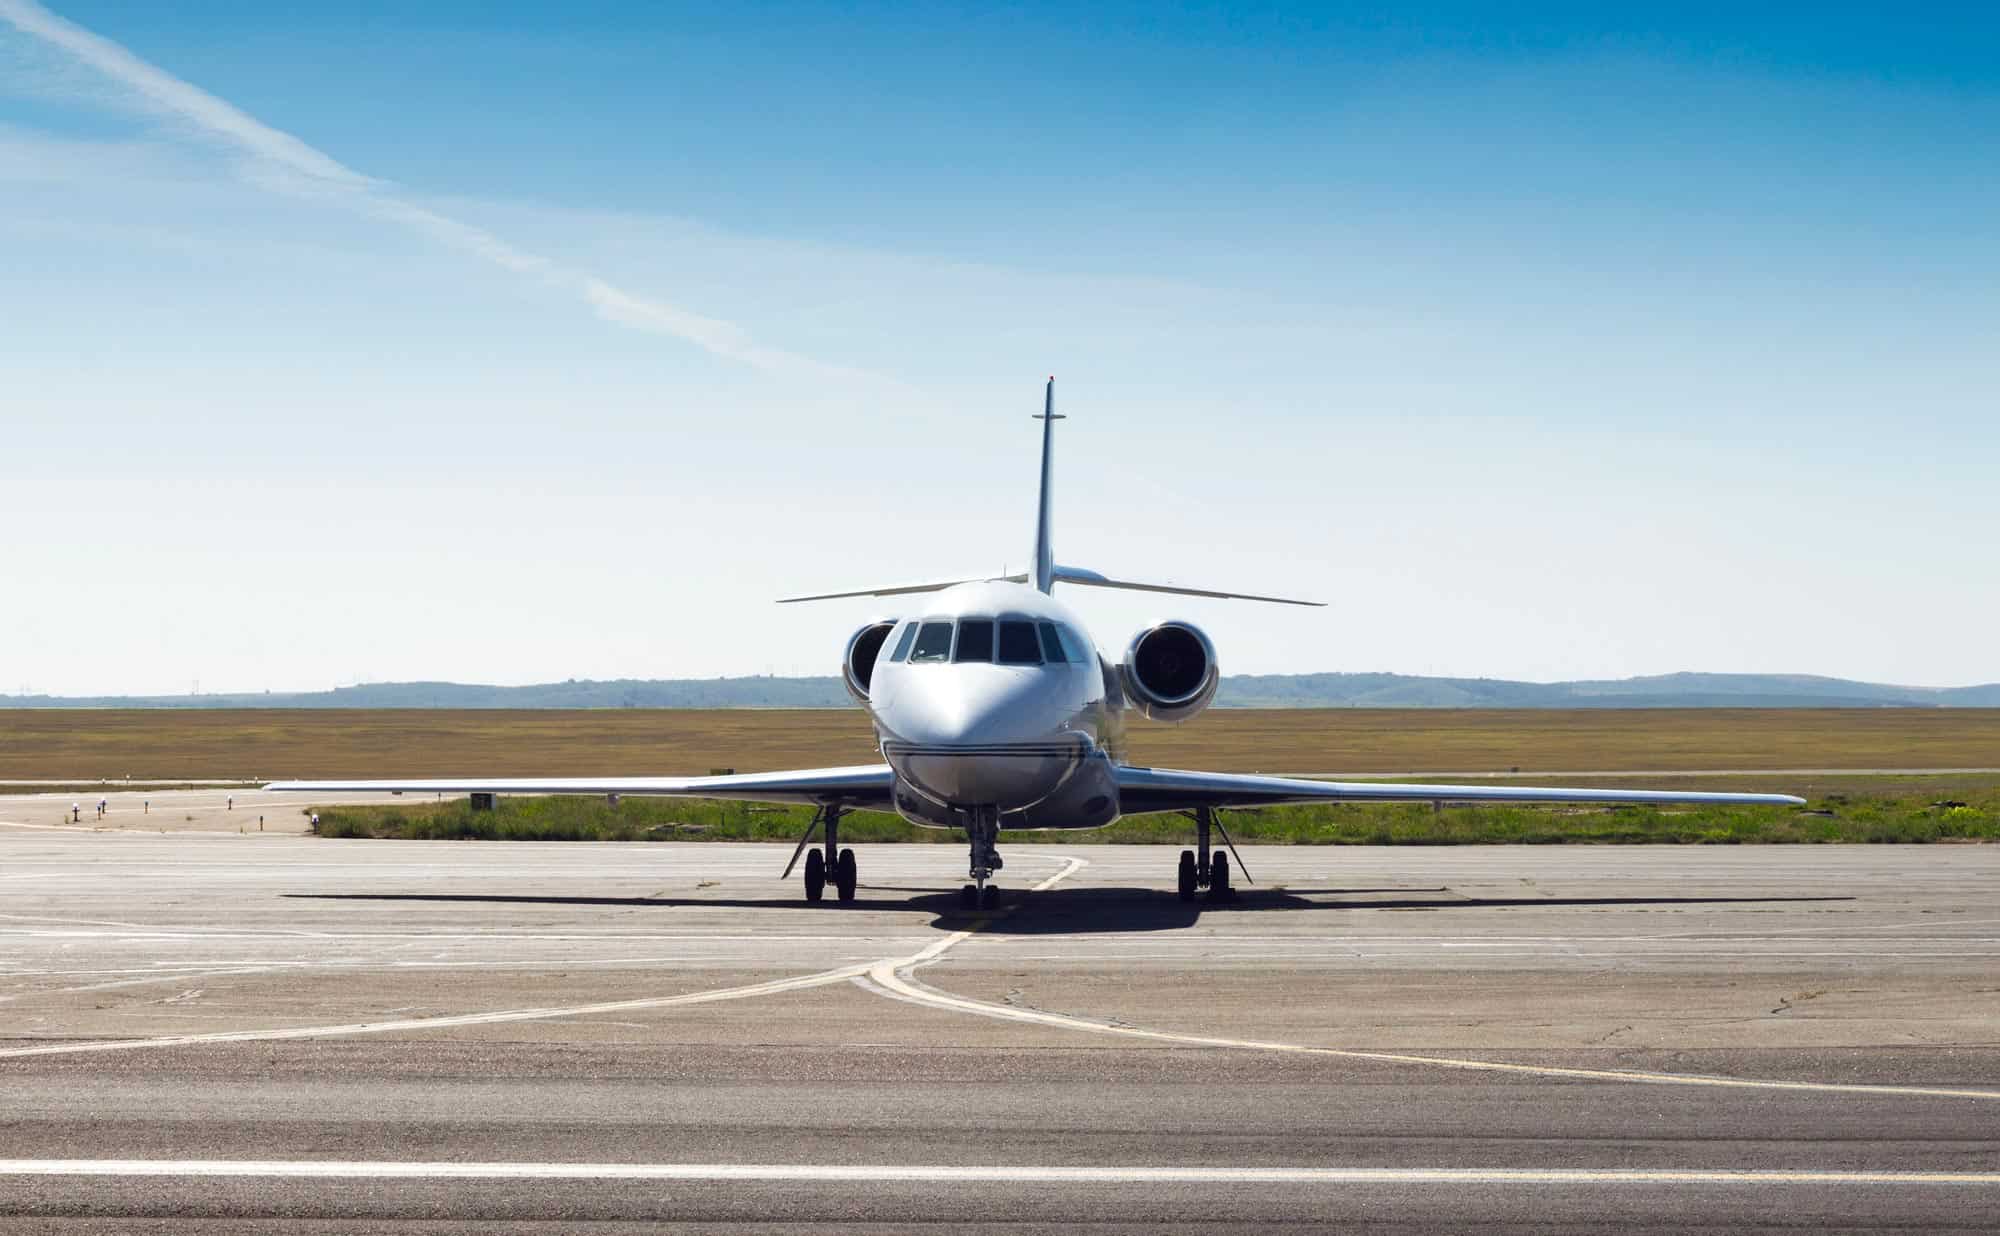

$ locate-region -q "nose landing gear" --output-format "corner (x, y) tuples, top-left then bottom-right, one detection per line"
(959, 806), (1003, 911)
(1177, 806), (1246, 902)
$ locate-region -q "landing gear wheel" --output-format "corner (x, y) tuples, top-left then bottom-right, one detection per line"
(1209, 851), (1231, 899)
(835, 848), (858, 903)
(1177, 850), (1198, 902)
(960, 883), (978, 909)
(803, 848), (826, 903)
(979, 884), (1000, 911)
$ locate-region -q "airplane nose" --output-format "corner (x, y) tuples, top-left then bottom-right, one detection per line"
(883, 669), (1086, 810)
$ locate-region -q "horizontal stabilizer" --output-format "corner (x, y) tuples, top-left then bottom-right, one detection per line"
(778, 575), (1027, 604)
(1053, 566), (1323, 607)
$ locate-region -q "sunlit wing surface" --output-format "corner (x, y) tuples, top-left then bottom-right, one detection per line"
(264, 765), (896, 809)
(1051, 566), (1323, 607)
(1114, 766), (1806, 814)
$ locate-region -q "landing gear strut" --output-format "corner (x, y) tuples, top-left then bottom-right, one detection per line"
(959, 806), (1002, 911)
(783, 804), (857, 904)
(1177, 806), (1245, 902)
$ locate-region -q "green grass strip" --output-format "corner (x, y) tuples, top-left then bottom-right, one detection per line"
(311, 790), (2000, 845)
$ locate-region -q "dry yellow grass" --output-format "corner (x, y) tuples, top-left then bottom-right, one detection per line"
(2, 707), (1997, 780)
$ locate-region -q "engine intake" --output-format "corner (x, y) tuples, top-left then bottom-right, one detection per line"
(842, 620), (898, 703)
(1119, 620), (1219, 723)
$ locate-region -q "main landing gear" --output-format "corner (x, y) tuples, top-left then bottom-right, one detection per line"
(959, 806), (1003, 912)
(783, 805), (858, 904)
(1178, 806), (1248, 903)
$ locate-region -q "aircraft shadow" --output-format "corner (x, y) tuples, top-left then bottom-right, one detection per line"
(287, 887), (1853, 936)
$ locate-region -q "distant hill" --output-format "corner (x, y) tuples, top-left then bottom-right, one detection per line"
(4, 671), (1998, 709)
(1218, 672), (2000, 709)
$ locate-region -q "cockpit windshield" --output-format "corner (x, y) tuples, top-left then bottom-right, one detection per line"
(902, 618), (1086, 667)
(909, 621), (955, 663)
(953, 620), (994, 662)
(997, 620), (1042, 664)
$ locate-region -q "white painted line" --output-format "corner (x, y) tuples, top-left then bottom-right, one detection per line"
(0, 852), (1090, 1060)
(867, 948), (2000, 1104)
(0, 1160), (1995, 1185)
(0, 819), (258, 838)
(0, 967), (278, 1003)
(0, 966), (866, 1059)
(0, 928), (943, 943)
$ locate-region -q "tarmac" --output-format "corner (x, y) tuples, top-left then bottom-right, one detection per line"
(2, 789), (1997, 1231)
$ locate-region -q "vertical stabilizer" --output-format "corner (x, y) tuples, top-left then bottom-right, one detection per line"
(1031, 377), (1064, 593)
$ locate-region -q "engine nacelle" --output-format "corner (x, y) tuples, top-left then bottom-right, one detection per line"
(842, 620), (898, 704)
(1119, 620), (1219, 723)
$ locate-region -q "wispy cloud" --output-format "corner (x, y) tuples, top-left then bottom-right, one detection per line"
(0, 0), (832, 374)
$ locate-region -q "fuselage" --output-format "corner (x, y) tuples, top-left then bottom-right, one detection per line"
(864, 580), (1126, 830)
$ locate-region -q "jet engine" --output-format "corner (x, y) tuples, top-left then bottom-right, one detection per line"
(1119, 620), (1219, 723)
(842, 620), (898, 704)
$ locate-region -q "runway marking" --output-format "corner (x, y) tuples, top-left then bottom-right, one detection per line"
(0, 967), (281, 1003)
(0, 967), (868, 1059)
(0, 927), (949, 942)
(1654, 916), (2000, 939)
(0, 818), (267, 838)
(869, 939), (2000, 1105)
(0, 1160), (1996, 1185)
(0, 853), (1090, 1060)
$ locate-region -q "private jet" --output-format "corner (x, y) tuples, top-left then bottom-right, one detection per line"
(270, 380), (1802, 908)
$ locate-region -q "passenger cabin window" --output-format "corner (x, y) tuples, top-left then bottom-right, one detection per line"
(909, 621), (954, 663)
(997, 621), (1042, 665)
(887, 622), (918, 663)
(954, 619), (994, 662)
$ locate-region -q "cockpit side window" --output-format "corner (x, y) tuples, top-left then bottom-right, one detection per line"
(954, 619), (994, 662)
(887, 621), (918, 663)
(1054, 624), (1090, 663)
(997, 620), (1042, 665)
(1037, 622), (1065, 664)
(909, 621), (955, 663)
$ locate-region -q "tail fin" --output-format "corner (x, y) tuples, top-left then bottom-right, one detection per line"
(779, 377), (1322, 607)
(1031, 377), (1063, 594)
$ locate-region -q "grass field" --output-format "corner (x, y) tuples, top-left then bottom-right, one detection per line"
(313, 776), (2000, 846)
(4, 707), (2000, 780)
(9, 707), (1999, 844)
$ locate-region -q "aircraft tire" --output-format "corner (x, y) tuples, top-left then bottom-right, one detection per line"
(804, 849), (826, 903)
(835, 848), (858, 902)
(959, 884), (977, 908)
(1176, 850), (1197, 902)
(979, 884), (1000, 910)
(1210, 851), (1231, 898)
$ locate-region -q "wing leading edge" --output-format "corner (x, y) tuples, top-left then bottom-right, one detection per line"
(1114, 766), (1805, 814)
(264, 765), (896, 809)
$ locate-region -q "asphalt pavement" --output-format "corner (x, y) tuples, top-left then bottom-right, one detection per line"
(2, 792), (1997, 1231)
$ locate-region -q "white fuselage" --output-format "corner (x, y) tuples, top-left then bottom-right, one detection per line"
(863, 581), (1126, 831)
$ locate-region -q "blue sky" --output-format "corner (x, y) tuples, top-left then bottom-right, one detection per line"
(2, 1), (1996, 695)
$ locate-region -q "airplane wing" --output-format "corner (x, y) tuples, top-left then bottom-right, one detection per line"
(264, 764), (897, 809)
(1114, 766), (1805, 813)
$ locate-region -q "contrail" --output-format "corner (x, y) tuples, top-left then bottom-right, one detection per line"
(0, 0), (827, 373)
